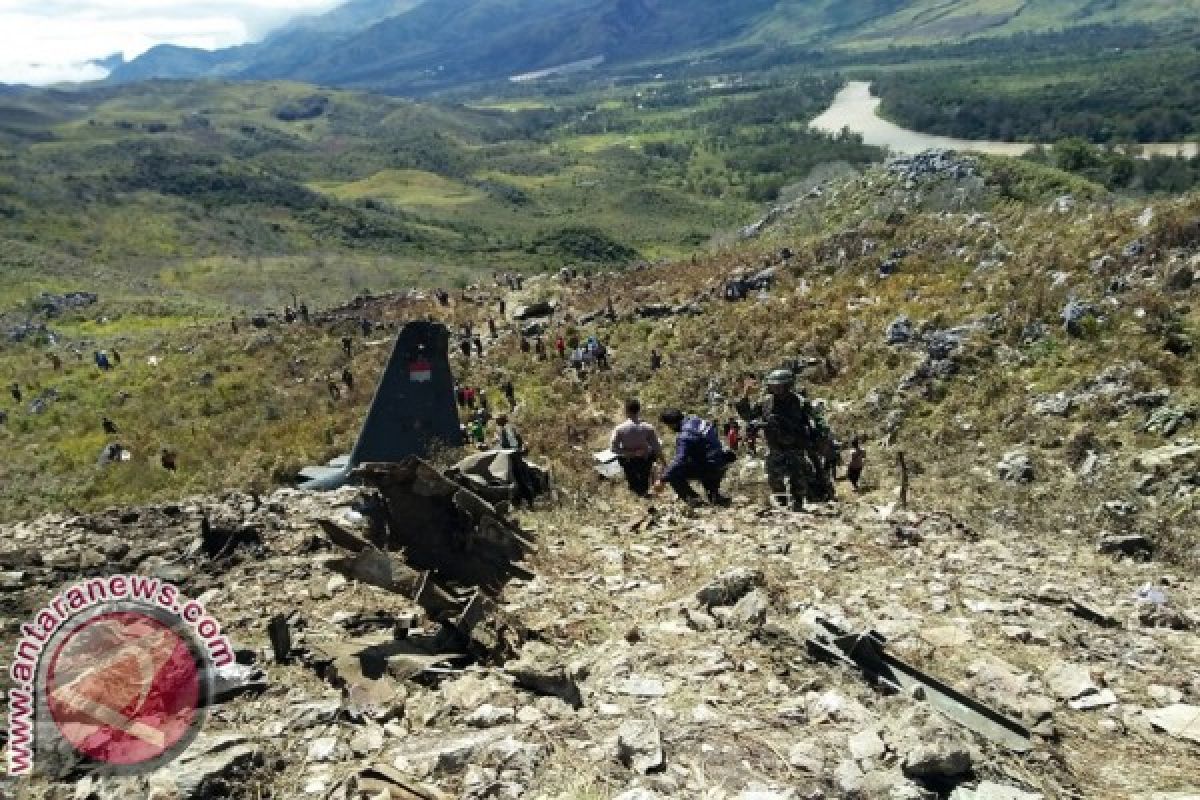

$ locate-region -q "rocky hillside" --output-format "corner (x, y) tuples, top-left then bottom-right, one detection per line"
(2, 151), (1198, 797)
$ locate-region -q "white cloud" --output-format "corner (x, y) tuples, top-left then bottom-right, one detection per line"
(0, 0), (347, 85)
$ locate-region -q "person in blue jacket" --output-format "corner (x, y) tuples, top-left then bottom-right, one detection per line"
(655, 408), (732, 507)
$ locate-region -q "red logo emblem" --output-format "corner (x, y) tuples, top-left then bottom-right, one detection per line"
(44, 611), (204, 767)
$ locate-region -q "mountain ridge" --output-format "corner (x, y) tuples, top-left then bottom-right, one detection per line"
(107, 0), (1200, 94)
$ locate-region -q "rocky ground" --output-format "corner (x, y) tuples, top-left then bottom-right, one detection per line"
(2, 463), (1197, 799)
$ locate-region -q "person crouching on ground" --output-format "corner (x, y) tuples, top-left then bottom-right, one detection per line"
(655, 409), (732, 507)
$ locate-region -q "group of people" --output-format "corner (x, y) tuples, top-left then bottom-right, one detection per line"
(608, 369), (865, 511)
(567, 335), (609, 372)
(492, 272), (525, 291)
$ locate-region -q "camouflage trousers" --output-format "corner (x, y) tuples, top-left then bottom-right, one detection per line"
(766, 449), (816, 507)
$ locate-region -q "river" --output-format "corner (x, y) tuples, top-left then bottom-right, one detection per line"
(810, 81), (1199, 159)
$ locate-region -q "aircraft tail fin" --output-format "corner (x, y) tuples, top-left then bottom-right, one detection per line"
(299, 320), (461, 491)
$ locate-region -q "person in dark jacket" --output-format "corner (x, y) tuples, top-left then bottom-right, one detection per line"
(496, 414), (536, 509)
(656, 409), (731, 506)
(736, 369), (817, 511)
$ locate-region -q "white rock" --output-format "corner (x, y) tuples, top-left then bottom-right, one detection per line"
(1144, 704), (1200, 744)
(1069, 689), (1118, 711)
(848, 729), (887, 763)
(516, 706), (545, 725)
(1147, 685), (1184, 705)
(920, 625), (973, 648)
(951, 782), (1043, 800)
(787, 741), (824, 773)
(1045, 661), (1098, 701)
(614, 790), (662, 800)
(467, 704), (517, 728)
(617, 718), (664, 774)
(616, 676), (668, 697)
(306, 737), (339, 763)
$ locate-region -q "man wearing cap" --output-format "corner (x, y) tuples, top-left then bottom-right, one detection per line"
(736, 369), (817, 511)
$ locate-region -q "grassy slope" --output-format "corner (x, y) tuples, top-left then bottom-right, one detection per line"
(2, 158), (1196, 579)
(0, 75), (879, 316)
(752, 0), (1200, 48)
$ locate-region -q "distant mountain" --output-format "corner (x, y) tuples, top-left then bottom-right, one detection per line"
(110, 0), (1200, 93)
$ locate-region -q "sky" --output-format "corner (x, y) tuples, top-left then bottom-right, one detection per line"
(0, 0), (346, 85)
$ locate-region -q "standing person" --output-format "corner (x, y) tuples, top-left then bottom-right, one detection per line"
(456, 384), (467, 408)
(342, 368), (354, 392)
(502, 380), (516, 409)
(47, 353), (62, 371)
(459, 338), (472, 359)
(499, 298), (507, 317)
(478, 388), (489, 411)
(609, 398), (664, 497)
(231, 317), (240, 334)
(594, 340), (609, 369)
(495, 413), (524, 453)
(650, 350), (663, 372)
(9, 383), (21, 403)
(746, 419), (760, 455)
(806, 398), (838, 500)
(111, 349), (121, 366)
(535, 336), (546, 360)
(342, 337), (354, 357)
(299, 303), (310, 323)
(725, 418), (740, 451)
(469, 418), (486, 447)
(473, 336), (484, 357)
(846, 437), (866, 491)
(735, 369), (816, 511)
(555, 335), (566, 360)
(465, 386), (476, 409)
(487, 317), (497, 338)
(520, 337), (531, 354)
(655, 409), (732, 507)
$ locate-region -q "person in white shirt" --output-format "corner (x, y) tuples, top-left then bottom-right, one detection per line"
(609, 398), (665, 497)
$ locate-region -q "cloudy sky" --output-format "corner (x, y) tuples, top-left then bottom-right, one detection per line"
(0, 0), (346, 85)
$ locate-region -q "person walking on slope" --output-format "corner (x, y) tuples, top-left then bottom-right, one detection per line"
(846, 437), (866, 491)
(656, 409), (732, 507)
(736, 369), (817, 511)
(609, 398), (665, 497)
(495, 413), (536, 508)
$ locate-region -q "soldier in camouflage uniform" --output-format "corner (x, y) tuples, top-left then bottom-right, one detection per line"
(805, 396), (838, 501)
(736, 369), (817, 511)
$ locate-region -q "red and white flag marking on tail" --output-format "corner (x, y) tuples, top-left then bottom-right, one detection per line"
(408, 359), (432, 382)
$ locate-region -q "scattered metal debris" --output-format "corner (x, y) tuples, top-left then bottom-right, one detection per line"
(317, 457), (535, 664)
(806, 618), (1033, 752)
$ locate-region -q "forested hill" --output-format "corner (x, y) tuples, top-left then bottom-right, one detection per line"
(107, 0), (1200, 94)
